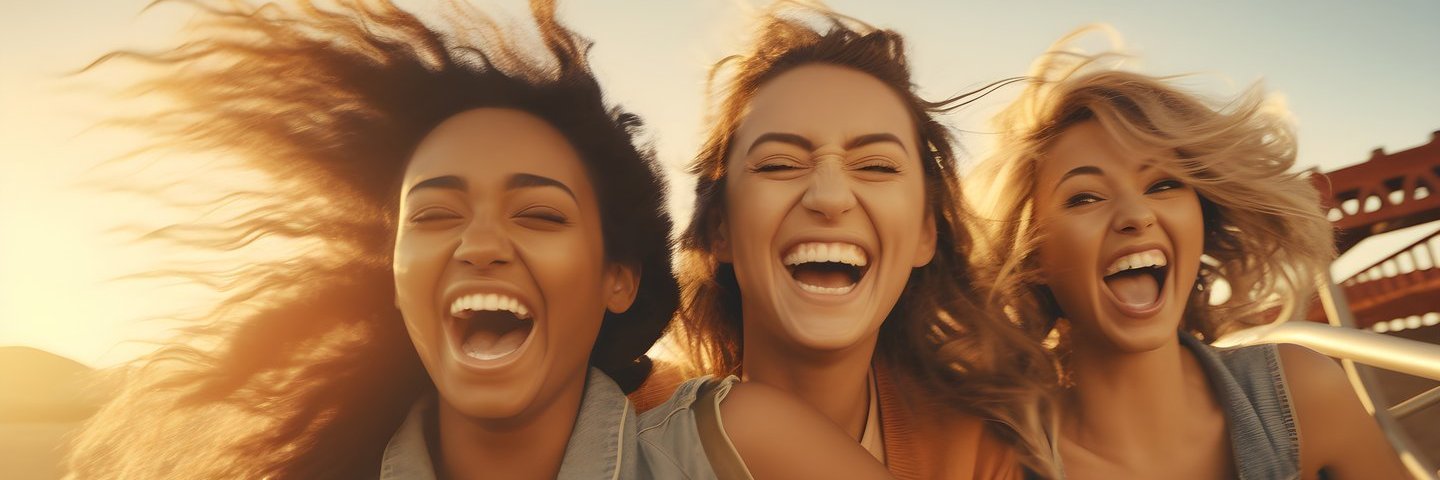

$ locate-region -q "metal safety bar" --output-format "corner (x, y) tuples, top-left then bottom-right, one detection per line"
(1217, 276), (1440, 479)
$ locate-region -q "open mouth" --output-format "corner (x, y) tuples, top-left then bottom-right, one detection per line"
(449, 293), (534, 362)
(782, 242), (870, 296)
(1101, 249), (1169, 309)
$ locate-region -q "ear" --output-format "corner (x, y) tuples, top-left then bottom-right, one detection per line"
(912, 209), (937, 267)
(604, 262), (641, 314)
(714, 218), (734, 263)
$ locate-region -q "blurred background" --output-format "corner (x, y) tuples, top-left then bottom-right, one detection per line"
(2, 0), (1437, 478)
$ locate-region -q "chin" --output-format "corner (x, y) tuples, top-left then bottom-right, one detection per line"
(781, 314), (875, 352)
(432, 365), (546, 421)
(440, 381), (538, 420)
(769, 294), (883, 354)
(1094, 318), (1182, 354)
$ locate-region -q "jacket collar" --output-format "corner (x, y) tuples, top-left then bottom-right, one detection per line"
(379, 368), (638, 479)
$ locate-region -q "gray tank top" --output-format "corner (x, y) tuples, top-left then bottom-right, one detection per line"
(1179, 333), (1300, 480)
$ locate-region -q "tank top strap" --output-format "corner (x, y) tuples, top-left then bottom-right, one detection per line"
(1178, 332), (1300, 480)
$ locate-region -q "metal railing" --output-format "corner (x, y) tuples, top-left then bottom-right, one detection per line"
(1217, 276), (1440, 479)
(1215, 321), (1440, 380)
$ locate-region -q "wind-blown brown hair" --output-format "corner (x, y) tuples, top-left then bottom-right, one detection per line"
(969, 26), (1334, 349)
(674, 2), (1056, 475)
(65, 1), (677, 478)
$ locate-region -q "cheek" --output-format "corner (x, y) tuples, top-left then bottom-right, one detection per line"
(1166, 195), (1208, 277)
(1178, 197), (1206, 249)
(392, 230), (450, 310)
(1034, 214), (1105, 314)
(863, 183), (927, 249)
(1036, 216), (1101, 278)
(520, 227), (608, 321)
(725, 178), (792, 248)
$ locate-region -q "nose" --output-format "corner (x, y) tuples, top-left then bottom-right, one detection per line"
(1110, 194), (1157, 234)
(800, 160), (857, 220)
(454, 213), (514, 268)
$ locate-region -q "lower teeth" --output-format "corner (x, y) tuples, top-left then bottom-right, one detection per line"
(797, 282), (854, 295)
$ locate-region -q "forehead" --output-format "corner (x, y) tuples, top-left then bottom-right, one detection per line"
(735, 64), (916, 147)
(403, 108), (591, 192)
(1037, 121), (1156, 183)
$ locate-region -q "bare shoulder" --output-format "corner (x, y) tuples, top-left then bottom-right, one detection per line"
(1275, 343), (1354, 435)
(1275, 343), (1407, 478)
(1275, 343), (1349, 399)
(719, 382), (893, 479)
(718, 381), (809, 420)
(716, 381), (845, 448)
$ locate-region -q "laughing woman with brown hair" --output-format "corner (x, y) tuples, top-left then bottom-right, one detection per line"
(637, 3), (1059, 478)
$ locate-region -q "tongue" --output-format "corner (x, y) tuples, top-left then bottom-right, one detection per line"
(792, 263), (856, 288)
(1105, 271), (1159, 307)
(462, 327), (529, 361)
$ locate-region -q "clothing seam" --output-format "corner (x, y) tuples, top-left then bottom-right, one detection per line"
(611, 399), (629, 480)
(636, 406), (692, 436)
(1268, 344), (1302, 480)
(707, 380), (755, 478)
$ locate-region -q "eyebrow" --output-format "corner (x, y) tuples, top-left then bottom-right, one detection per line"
(1052, 164), (1156, 192)
(406, 173), (575, 200)
(407, 175), (466, 196)
(745, 132), (909, 156)
(1054, 166), (1103, 192)
(506, 173), (576, 200)
(844, 133), (906, 150)
(745, 132), (814, 155)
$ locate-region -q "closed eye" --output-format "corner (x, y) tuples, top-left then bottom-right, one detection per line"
(410, 208), (461, 224)
(750, 155), (806, 174)
(857, 164), (900, 174)
(515, 206), (569, 225)
(753, 163), (800, 173)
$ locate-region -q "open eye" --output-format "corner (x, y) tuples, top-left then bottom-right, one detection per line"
(1064, 193), (1103, 208)
(1147, 179), (1185, 194)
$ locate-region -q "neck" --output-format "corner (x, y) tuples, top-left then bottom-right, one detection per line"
(434, 373), (586, 480)
(1062, 332), (1212, 463)
(741, 320), (876, 440)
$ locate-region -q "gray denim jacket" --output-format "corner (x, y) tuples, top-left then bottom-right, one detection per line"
(378, 368), (641, 479)
(1180, 333), (1300, 480)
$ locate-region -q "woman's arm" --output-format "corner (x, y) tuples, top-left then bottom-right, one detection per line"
(1278, 344), (1408, 479)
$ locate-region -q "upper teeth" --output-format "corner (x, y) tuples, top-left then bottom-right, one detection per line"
(1104, 249), (1167, 276)
(782, 242), (868, 267)
(449, 293), (531, 320)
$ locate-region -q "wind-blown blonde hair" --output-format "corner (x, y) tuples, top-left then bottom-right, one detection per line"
(674, 2), (1056, 476)
(969, 26), (1334, 349)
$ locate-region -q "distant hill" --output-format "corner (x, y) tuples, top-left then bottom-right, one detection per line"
(0, 347), (111, 423)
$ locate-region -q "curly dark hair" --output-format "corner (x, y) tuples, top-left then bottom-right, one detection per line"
(66, 1), (676, 478)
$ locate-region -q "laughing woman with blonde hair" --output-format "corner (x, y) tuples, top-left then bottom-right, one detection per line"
(968, 27), (1407, 479)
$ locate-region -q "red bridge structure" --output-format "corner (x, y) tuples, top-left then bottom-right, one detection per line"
(1306, 131), (1440, 331)
(1301, 130), (1440, 479)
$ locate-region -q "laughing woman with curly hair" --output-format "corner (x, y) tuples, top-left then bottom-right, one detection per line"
(66, 1), (683, 478)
